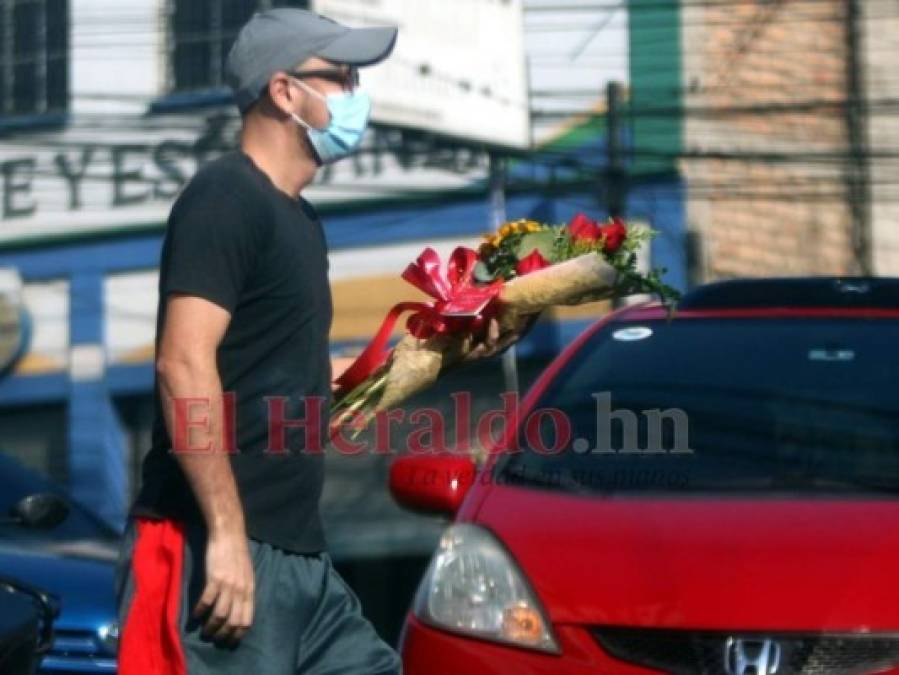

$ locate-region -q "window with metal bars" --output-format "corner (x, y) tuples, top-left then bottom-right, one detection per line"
(170, 0), (308, 93)
(0, 0), (68, 118)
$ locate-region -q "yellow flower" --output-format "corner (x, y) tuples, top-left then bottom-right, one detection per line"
(488, 219), (547, 249)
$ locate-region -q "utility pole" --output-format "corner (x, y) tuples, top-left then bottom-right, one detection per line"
(845, 0), (872, 275)
(606, 82), (627, 308)
(488, 154), (519, 396)
(605, 81), (626, 219)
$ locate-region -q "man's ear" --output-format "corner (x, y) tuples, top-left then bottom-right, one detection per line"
(266, 72), (297, 117)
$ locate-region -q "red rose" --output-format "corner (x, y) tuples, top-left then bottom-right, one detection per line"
(568, 212), (603, 244)
(599, 217), (627, 253)
(516, 249), (551, 276)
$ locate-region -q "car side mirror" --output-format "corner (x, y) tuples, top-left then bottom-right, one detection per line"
(11, 493), (70, 529)
(389, 454), (477, 517)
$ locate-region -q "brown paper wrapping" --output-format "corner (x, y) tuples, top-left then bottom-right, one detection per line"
(496, 253), (619, 331)
(356, 253), (619, 415)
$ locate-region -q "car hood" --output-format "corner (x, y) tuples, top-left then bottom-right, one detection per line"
(0, 539), (118, 631)
(474, 484), (899, 632)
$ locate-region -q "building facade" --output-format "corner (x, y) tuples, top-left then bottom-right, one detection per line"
(677, 0), (897, 281)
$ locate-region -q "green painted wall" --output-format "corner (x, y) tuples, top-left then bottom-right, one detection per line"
(629, 0), (683, 176)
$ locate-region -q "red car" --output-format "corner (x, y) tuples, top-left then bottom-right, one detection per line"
(390, 277), (899, 675)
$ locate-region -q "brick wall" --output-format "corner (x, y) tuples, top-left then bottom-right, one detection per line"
(864, 0), (899, 274)
(680, 0), (858, 281)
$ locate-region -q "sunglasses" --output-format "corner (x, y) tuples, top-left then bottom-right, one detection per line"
(286, 66), (360, 90)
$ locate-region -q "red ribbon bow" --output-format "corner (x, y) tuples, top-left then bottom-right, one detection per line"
(333, 246), (504, 395)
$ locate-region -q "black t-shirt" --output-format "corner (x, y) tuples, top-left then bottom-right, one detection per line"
(131, 150), (333, 554)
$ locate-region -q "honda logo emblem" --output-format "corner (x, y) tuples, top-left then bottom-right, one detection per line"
(724, 636), (782, 675)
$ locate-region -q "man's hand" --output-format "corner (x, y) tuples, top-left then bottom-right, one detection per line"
(460, 312), (540, 364)
(194, 524), (255, 644)
(331, 356), (357, 393)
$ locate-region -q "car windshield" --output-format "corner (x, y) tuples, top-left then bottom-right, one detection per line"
(497, 317), (899, 496)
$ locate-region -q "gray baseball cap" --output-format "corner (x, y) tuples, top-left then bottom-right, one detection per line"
(225, 8), (398, 113)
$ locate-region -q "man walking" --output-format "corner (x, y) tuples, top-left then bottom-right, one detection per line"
(114, 9), (405, 674)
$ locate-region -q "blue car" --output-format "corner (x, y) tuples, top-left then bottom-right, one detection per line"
(0, 452), (119, 673)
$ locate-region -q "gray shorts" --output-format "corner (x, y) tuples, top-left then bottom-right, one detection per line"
(115, 516), (402, 674)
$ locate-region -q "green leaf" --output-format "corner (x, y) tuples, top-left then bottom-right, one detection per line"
(473, 260), (496, 283)
(515, 230), (557, 261)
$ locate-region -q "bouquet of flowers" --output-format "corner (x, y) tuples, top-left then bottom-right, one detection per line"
(329, 213), (680, 438)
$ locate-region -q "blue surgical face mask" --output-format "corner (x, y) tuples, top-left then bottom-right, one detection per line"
(290, 79), (371, 165)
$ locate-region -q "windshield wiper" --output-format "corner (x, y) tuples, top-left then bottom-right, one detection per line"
(774, 474), (899, 495)
(499, 464), (598, 495)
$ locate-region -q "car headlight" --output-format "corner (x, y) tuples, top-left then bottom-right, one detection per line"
(97, 622), (119, 654)
(413, 524), (560, 654)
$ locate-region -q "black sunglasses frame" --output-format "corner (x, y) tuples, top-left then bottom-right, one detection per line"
(286, 67), (360, 89)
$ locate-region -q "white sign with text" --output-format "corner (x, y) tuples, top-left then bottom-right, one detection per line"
(313, 0), (531, 149)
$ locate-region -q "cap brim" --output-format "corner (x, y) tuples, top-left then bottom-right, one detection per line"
(316, 26), (398, 67)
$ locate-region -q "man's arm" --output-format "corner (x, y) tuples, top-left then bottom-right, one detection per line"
(156, 292), (254, 644)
